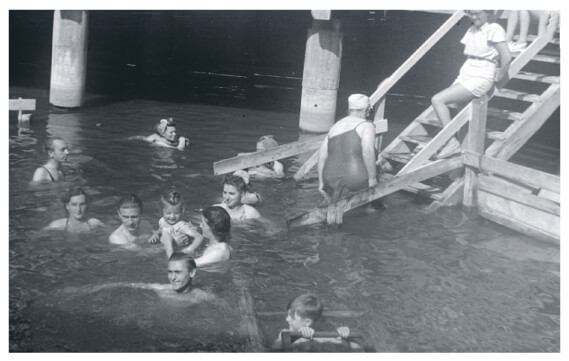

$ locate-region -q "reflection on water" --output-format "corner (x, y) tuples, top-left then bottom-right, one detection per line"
(9, 94), (559, 352)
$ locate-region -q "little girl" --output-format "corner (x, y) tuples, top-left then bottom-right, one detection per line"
(149, 190), (203, 257)
(131, 117), (189, 150)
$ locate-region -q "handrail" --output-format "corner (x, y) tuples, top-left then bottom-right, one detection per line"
(369, 10), (466, 105)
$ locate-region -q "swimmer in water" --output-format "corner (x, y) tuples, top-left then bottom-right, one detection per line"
(132, 117), (189, 150)
(232, 169), (261, 205)
(248, 135), (285, 179)
(109, 194), (154, 248)
(31, 137), (69, 183)
(271, 293), (361, 352)
(44, 186), (104, 233)
(215, 174), (260, 221)
(149, 190), (204, 257)
(194, 206), (232, 268)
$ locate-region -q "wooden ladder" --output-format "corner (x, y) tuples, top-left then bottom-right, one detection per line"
(377, 22), (560, 212)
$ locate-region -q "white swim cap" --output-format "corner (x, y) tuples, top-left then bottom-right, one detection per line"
(348, 94), (371, 110)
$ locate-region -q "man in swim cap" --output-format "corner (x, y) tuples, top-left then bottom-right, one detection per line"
(31, 137), (69, 183)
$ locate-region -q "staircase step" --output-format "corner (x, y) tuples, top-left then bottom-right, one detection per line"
(416, 118), (443, 127)
(383, 151), (413, 163)
(487, 107), (524, 122)
(532, 53), (560, 64)
(487, 131), (506, 140)
(379, 173), (444, 201)
(494, 89), (541, 102)
(526, 34), (560, 45)
(513, 71), (560, 84)
(400, 135), (432, 146)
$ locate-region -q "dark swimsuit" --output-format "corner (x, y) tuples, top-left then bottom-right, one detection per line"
(41, 166), (56, 181)
(322, 122), (369, 202)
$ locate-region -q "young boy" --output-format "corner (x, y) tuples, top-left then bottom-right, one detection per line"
(271, 293), (361, 352)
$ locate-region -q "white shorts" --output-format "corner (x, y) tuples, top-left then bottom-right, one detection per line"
(454, 58), (496, 97)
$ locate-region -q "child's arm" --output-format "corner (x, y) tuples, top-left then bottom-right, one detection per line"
(159, 231), (176, 258)
(147, 228), (162, 244)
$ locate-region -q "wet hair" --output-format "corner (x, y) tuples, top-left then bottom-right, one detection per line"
(202, 206), (231, 243)
(223, 174), (247, 193)
(60, 186), (89, 215)
(160, 190), (184, 210)
(287, 293), (323, 325)
(43, 136), (65, 155)
(155, 117), (176, 136)
(168, 252), (197, 271)
(116, 194), (143, 212)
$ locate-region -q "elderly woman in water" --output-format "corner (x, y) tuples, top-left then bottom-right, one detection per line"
(131, 117), (189, 150)
(44, 186), (104, 233)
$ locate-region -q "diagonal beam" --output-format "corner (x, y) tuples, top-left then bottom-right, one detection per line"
(287, 157), (462, 228)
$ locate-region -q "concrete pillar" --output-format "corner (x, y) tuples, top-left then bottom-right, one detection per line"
(299, 19), (342, 133)
(50, 10), (89, 108)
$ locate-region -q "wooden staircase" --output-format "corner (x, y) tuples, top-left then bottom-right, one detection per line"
(377, 15), (560, 212)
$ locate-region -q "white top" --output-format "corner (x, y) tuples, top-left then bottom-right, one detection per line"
(461, 22), (507, 61)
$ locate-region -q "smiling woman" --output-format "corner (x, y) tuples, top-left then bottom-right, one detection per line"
(44, 186), (105, 233)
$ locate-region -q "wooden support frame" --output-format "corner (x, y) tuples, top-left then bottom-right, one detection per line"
(463, 96), (488, 210)
(213, 118), (387, 177)
(288, 157), (462, 228)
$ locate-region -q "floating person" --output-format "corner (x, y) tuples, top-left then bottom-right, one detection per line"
(506, 10), (559, 52)
(318, 94), (378, 204)
(148, 190), (204, 258)
(232, 169), (261, 205)
(216, 174), (260, 221)
(130, 117), (189, 150)
(31, 137), (69, 183)
(194, 206), (232, 270)
(247, 135), (285, 179)
(270, 293), (362, 352)
(109, 194), (154, 248)
(44, 186), (104, 233)
(431, 10), (511, 158)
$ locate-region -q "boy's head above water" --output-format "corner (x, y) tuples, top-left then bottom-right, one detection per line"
(286, 293), (323, 331)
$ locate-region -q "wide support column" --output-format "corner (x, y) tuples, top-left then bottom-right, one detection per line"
(50, 10), (89, 108)
(299, 19), (342, 133)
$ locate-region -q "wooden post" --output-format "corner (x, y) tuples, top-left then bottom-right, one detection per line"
(299, 19), (342, 132)
(462, 95), (488, 210)
(50, 10), (89, 108)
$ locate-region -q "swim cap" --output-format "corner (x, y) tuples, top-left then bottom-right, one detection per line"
(233, 169), (250, 185)
(348, 94), (370, 110)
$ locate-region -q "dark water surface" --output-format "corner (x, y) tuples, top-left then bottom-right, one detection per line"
(8, 87), (559, 352)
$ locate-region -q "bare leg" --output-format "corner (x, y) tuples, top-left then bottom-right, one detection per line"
(431, 83), (475, 127)
(517, 10), (530, 44)
(506, 10), (519, 43)
(160, 231), (176, 258)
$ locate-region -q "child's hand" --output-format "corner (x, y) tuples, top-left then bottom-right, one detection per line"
(147, 231), (160, 244)
(337, 326), (350, 339)
(299, 326), (315, 340)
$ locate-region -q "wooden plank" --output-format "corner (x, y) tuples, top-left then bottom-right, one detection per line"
(256, 309), (365, 318)
(9, 98), (36, 111)
(493, 89), (541, 103)
(478, 192), (559, 244)
(287, 157), (462, 228)
(478, 155), (559, 193)
(513, 71), (560, 84)
(370, 10), (465, 105)
(479, 175), (560, 216)
(463, 97), (487, 209)
(214, 134), (326, 176)
(292, 150), (319, 181)
(537, 188), (559, 204)
(213, 118), (387, 176)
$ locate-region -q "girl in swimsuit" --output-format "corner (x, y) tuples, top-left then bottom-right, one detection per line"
(148, 190), (204, 258)
(44, 186), (104, 233)
(131, 117), (190, 150)
(215, 174), (260, 221)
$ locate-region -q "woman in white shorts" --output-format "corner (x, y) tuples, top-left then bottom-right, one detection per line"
(431, 10), (511, 158)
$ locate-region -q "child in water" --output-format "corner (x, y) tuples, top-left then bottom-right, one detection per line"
(248, 135), (285, 178)
(149, 190), (204, 257)
(133, 117), (189, 150)
(271, 293), (362, 352)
